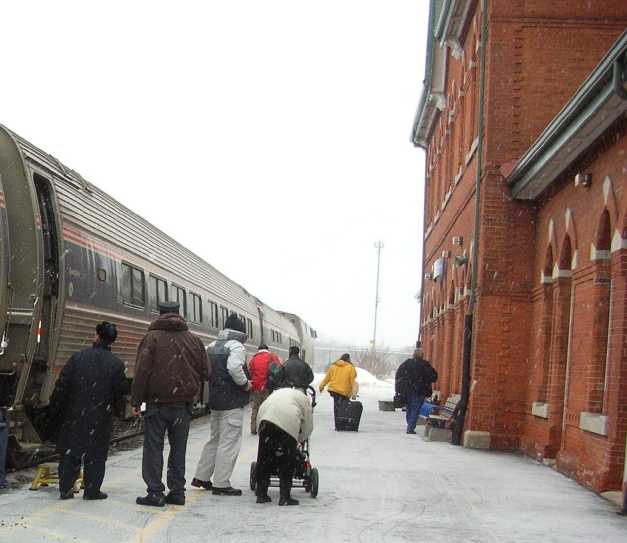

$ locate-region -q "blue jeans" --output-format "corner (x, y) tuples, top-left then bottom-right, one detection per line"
(406, 393), (425, 432)
(0, 410), (8, 487)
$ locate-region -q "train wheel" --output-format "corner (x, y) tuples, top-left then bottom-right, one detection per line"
(309, 467), (319, 498)
(249, 461), (257, 491)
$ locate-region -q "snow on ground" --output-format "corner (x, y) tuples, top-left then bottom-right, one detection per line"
(1, 386), (626, 542)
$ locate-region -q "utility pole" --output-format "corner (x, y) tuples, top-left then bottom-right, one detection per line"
(372, 241), (384, 351)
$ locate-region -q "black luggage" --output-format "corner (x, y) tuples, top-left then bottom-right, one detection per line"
(335, 399), (363, 432)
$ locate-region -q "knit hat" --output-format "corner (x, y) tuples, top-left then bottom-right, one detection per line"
(340, 353), (351, 362)
(96, 321), (117, 344)
(224, 313), (246, 333)
(159, 301), (180, 315)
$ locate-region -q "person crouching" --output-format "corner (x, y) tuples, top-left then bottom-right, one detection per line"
(255, 387), (313, 506)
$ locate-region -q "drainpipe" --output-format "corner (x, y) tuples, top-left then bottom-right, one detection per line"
(615, 52), (627, 516)
(452, 0), (488, 446)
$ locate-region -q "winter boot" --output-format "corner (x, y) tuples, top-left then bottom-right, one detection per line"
(278, 483), (299, 506)
(256, 480), (271, 504)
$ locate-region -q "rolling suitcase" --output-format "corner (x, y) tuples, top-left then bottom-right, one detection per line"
(336, 399), (363, 432)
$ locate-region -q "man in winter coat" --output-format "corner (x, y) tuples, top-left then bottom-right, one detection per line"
(192, 313), (250, 496)
(48, 322), (128, 500)
(319, 353), (358, 430)
(248, 344), (281, 435)
(395, 346), (438, 434)
(282, 346), (314, 389)
(255, 387), (313, 506)
(132, 301), (209, 507)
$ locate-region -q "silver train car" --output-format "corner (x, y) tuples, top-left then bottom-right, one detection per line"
(0, 124), (316, 464)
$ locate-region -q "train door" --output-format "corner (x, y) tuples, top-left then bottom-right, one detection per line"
(0, 175), (11, 409)
(32, 174), (60, 368)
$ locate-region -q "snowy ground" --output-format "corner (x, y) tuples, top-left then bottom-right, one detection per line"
(1, 377), (626, 543)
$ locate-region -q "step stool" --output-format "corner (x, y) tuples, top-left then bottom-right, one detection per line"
(30, 462), (84, 492)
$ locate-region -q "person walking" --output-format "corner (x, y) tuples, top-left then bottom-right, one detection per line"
(395, 345), (438, 434)
(319, 353), (358, 430)
(282, 346), (314, 389)
(248, 344), (281, 435)
(255, 387), (313, 506)
(132, 301), (209, 507)
(47, 322), (128, 500)
(192, 313), (250, 496)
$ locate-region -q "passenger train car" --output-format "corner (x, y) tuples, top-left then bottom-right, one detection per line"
(0, 124), (316, 464)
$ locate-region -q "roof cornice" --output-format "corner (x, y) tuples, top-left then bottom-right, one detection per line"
(508, 30), (627, 200)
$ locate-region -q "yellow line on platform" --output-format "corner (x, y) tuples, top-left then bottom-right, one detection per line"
(129, 491), (204, 543)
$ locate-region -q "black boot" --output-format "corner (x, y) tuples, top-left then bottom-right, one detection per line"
(256, 480), (271, 504)
(278, 484), (298, 506)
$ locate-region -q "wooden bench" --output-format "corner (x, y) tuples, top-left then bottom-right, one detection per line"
(424, 394), (461, 442)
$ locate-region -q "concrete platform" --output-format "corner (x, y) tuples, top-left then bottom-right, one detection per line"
(1, 388), (626, 542)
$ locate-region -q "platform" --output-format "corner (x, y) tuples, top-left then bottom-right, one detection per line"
(0, 387), (626, 542)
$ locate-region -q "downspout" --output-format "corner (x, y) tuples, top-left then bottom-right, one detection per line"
(614, 52), (627, 516)
(418, 157), (429, 344)
(452, 0), (488, 446)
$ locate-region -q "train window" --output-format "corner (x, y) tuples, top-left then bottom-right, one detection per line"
(209, 301), (219, 328)
(220, 306), (229, 328)
(172, 285), (187, 318)
(150, 276), (168, 312)
(97, 268), (107, 282)
(247, 318), (253, 339)
(191, 293), (202, 323)
(121, 263), (145, 307)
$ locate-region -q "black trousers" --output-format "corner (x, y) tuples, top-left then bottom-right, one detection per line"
(142, 405), (191, 497)
(330, 391), (350, 430)
(256, 421), (297, 494)
(58, 452), (106, 497)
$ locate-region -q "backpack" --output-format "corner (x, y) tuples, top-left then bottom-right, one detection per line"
(265, 361), (285, 392)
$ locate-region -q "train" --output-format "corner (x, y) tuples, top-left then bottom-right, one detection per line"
(0, 124), (316, 465)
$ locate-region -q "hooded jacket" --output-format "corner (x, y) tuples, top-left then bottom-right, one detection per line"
(208, 328), (250, 410)
(319, 359), (357, 398)
(131, 313), (210, 406)
(257, 387), (314, 442)
(395, 356), (438, 398)
(49, 343), (128, 456)
(248, 349), (281, 391)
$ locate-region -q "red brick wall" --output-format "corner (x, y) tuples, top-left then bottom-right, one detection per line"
(419, 0), (627, 493)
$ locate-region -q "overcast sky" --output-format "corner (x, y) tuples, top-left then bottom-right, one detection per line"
(3, 0), (428, 349)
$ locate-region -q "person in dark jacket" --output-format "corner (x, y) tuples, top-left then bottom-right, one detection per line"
(248, 344), (281, 435)
(282, 346), (314, 389)
(48, 322), (128, 500)
(192, 313), (250, 496)
(132, 301), (210, 507)
(395, 345), (438, 434)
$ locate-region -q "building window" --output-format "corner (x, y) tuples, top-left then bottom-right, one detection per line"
(121, 263), (145, 307)
(172, 285), (187, 318)
(150, 275), (168, 312)
(191, 293), (203, 323)
(209, 301), (219, 328)
(247, 318), (254, 339)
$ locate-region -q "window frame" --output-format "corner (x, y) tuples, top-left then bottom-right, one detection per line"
(209, 300), (219, 329)
(171, 284), (188, 319)
(149, 274), (169, 313)
(121, 262), (146, 308)
(190, 292), (203, 324)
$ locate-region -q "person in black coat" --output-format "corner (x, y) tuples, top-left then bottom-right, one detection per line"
(282, 346), (314, 389)
(48, 322), (128, 500)
(395, 345), (438, 434)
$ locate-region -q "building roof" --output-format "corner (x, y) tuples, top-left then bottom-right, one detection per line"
(411, 0), (474, 148)
(508, 30), (627, 200)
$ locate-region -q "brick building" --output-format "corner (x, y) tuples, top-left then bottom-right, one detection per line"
(411, 0), (627, 495)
